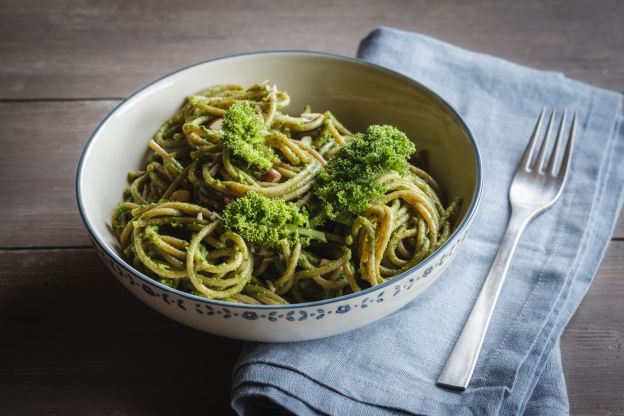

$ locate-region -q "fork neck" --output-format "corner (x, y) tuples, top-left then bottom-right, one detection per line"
(505, 206), (535, 244)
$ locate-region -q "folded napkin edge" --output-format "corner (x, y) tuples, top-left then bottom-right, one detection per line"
(233, 359), (511, 416)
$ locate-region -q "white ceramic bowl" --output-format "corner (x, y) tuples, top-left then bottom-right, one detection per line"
(76, 51), (482, 342)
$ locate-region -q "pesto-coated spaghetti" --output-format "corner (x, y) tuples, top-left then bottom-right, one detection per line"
(112, 81), (460, 304)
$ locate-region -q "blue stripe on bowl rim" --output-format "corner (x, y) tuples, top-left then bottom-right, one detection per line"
(76, 50), (483, 310)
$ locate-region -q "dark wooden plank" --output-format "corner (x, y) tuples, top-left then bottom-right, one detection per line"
(562, 241), (624, 416)
(0, 0), (623, 99)
(0, 244), (621, 415)
(2, 100), (623, 249)
(0, 101), (117, 248)
(0, 248), (239, 416)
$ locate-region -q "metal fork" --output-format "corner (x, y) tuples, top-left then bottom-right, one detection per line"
(437, 110), (577, 390)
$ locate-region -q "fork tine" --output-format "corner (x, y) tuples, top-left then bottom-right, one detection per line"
(557, 112), (577, 179)
(546, 110), (567, 175)
(518, 109), (545, 171)
(535, 111), (555, 172)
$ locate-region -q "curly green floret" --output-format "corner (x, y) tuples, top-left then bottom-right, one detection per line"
(220, 192), (326, 249)
(314, 125), (416, 224)
(221, 101), (274, 171)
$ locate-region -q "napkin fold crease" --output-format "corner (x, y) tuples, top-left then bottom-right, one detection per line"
(232, 27), (624, 416)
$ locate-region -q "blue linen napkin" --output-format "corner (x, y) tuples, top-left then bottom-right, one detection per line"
(232, 27), (624, 415)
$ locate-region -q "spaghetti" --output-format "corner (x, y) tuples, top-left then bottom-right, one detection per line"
(112, 81), (460, 304)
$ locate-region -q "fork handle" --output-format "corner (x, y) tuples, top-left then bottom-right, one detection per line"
(437, 208), (532, 390)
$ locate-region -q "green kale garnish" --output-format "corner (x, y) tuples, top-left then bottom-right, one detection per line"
(314, 125), (416, 224)
(221, 101), (274, 172)
(220, 192), (326, 249)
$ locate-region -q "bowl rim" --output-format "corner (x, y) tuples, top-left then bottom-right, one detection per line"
(76, 49), (483, 310)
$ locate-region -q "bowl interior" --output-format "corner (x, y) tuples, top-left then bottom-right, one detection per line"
(78, 52), (479, 274)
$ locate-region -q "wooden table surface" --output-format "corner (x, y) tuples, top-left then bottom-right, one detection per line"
(1, 1), (622, 414)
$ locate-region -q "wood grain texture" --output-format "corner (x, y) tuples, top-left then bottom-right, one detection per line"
(0, 244), (621, 415)
(0, 101), (117, 248)
(1, 100), (623, 249)
(563, 241), (624, 415)
(1, 0), (623, 99)
(0, 248), (240, 416)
